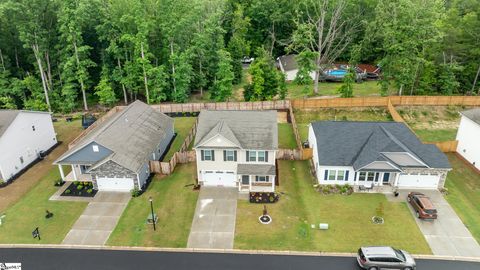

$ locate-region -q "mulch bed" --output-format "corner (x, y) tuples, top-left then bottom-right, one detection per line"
(61, 182), (97, 197)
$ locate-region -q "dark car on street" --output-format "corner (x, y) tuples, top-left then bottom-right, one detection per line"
(407, 192), (438, 219)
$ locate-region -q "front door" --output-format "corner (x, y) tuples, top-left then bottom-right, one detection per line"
(383, 172), (390, 185)
(241, 175), (249, 185)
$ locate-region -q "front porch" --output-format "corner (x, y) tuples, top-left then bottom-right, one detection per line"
(237, 164), (276, 193)
(58, 164), (93, 182)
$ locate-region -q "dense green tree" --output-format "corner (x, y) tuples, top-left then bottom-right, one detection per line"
(211, 50), (234, 101)
(337, 67), (355, 98)
(95, 66), (117, 106)
(244, 48), (284, 101)
(294, 51), (316, 85)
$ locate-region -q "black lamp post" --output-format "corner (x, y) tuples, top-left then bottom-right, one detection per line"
(149, 196), (156, 231)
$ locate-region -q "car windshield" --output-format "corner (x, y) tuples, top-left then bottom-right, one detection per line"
(393, 248), (405, 262)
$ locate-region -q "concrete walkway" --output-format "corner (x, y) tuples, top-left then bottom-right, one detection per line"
(187, 187), (237, 249)
(388, 190), (480, 257)
(62, 192), (130, 245)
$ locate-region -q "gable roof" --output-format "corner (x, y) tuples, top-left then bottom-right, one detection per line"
(0, 110), (50, 137)
(461, 108), (480, 125)
(277, 55), (298, 72)
(310, 121), (451, 170)
(55, 100), (173, 173)
(194, 110), (278, 150)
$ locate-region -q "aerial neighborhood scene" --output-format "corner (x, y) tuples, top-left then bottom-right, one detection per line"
(0, 0), (480, 269)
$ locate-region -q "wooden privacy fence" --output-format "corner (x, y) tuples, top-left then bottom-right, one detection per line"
(432, 140), (458, 153)
(292, 95), (480, 109)
(150, 151), (196, 175)
(151, 100), (290, 113)
(387, 99), (405, 123)
(179, 119), (198, 153)
(277, 148), (313, 160)
(288, 104), (303, 150)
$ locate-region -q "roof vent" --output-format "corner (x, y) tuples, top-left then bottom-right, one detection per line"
(124, 117), (128, 122)
(92, 145), (99, 152)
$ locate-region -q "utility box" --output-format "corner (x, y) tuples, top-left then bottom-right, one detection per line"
(319, 223), (329, 230)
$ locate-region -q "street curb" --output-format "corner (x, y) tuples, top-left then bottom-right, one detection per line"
(0, 244), (479, 262)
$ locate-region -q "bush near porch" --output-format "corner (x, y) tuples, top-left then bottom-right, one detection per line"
(444, 154), (480, 244)
(107, 163), (199, 247)
(234, 160), (431, 254)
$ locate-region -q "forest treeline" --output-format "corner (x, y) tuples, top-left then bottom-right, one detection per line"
(0, 0), (479, 112)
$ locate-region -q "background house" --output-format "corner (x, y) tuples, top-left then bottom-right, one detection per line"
(54, 101), (174, 192)
(0, 110), (57, 183)
(277, 54), (316, 81)
(308, 121), (451, 190)
(194, 110), (278, 192)
(456, 108), (480, 170)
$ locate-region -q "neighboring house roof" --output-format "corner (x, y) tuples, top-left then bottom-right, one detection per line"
(277, 55), (298, 72)
(0, 110), (50, 137)
(55, 100), (173, 173)
(461, 108), (480, 126)
(310, 121), (451, 170)
(194, 110), (278, 150)
(237, 164), (276, 176)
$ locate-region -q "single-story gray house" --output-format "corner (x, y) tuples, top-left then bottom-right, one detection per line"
(54, 100), (174, 192)
(308, 121), (451, 190)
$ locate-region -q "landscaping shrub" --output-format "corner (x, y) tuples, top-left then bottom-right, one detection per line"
(86, 189), (93, 194)
(316, 184), (353, 195)
(249, 192), (279, 203)
(65, 189), (71, 194)
(76, 184), (83, 190)
(73, 181), (80, 185)
(131, 187), (141, 197)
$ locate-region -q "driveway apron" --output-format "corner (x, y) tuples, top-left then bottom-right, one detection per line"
(62, 192), (130, 246)
(405, 190), (480, 257)
(187, 187), (237, 249)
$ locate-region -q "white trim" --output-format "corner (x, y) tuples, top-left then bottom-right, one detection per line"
(195, 134), (241, 149)
(356, 160), (403, 172)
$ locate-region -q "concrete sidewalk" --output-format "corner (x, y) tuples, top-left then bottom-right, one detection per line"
(187, 187), (237, 249)
(62, 192), (130, 245)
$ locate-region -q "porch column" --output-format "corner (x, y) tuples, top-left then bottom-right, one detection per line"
(271, 176), (275, 191)
(393, 173), (400, 187)
(249, 175), (252, 191)
(58, 164), (65, 181)
(71, 164), (78, 181)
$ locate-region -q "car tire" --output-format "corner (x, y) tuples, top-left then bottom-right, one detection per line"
(368, 267), (378, 270)
(404, 268), (413, 270)
(407, 196), (411, 202)
(416, 211), (420, 218)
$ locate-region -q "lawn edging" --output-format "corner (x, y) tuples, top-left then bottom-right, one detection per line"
(1, 244), (479, 262)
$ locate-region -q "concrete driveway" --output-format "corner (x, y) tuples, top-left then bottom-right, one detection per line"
(62, 192), (130, 246)
(398, 190), (480, 257)
(187, 187), (237, 249)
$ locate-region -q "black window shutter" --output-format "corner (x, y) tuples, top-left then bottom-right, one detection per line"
(345, 171), (349, 181)
(266, 176), (269, 182)
(246, 151), (249, 162)
(324, 170), (328, 180)
(265, 151), (269, 162)
(354, 172), (357, 180)
(223, 150), (226, 161)
(201, 150), (204, 161)
(212, 150), (215, 161)
(255, 176), (258, 182)
(234, 151), (237, 161)
(375, 173), (379, 181)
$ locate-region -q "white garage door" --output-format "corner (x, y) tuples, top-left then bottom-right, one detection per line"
(397, 174), (440, 189)
(96, 177), (134, 192)
(202, 171), (236, 187)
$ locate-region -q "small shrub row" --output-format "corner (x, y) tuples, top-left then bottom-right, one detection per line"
(314, 184), (353, 195)
(249, 192), (279, 203)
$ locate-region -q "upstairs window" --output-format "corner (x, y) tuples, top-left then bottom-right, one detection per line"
(201, 150), (215, 161)
(247, 151), (257, 162)
(223, 150), (237, 161)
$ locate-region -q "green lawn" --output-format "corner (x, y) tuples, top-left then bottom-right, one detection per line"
(444, 154), (480, 243)
(0, 165), (87, 244)
(107, 163), (199, 247)
(278, 123), (297, 149)
(287, 81), (388, 99)
(294, 107), (392, 141)
(235, 160), (431, 254)
(163, 117), (197, 161)
(413, 128), (458, 142)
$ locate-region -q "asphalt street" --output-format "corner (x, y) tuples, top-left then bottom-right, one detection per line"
(1, 248), (479, 270)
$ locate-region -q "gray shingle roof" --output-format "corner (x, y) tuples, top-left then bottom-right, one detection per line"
(237, 164), (276, 175)
(310, 121), (451, 170)
(55, 100), (174, 173)
(194, 110), (278, 150)
(277, 55), (298, 72)
(461, 108), (480, 125)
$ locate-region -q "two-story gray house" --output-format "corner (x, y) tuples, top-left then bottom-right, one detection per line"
(193, 110), (278, 192)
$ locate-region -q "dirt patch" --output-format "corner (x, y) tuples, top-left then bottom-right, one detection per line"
(397, 106), (469, 130)
(0, 120), (83, 212)
(294, 107), (392, 123)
